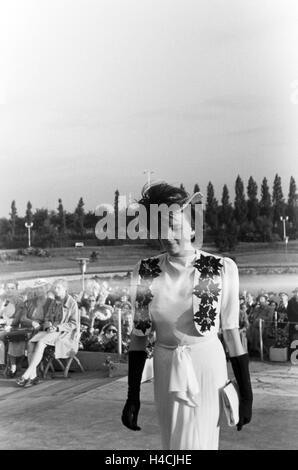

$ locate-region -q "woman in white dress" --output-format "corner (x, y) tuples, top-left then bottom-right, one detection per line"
(121, 182), (253, 450)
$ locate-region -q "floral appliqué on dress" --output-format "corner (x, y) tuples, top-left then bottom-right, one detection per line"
(134, 258), (162, 335)
(193, 255), (223, 333)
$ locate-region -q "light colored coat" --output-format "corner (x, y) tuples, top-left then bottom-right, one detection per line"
(31, 295), (80, 359)
(53, 295), (80, 358)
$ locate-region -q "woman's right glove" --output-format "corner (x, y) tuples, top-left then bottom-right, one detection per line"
(121, 350), (147, 431)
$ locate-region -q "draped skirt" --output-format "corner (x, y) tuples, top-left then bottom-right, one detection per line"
(153, 335), (228, 450)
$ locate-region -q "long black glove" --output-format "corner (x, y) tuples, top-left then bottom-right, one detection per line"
(121, 350), (147, 431)
(230, 353), (253, 431)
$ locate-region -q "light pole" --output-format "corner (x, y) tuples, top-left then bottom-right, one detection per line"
(25, 222), (33, 248)
(280, 216), (289, 261)
(76, 257), (89, 291)
(143, 169), (154, 188)
(280, 216), (288, 240)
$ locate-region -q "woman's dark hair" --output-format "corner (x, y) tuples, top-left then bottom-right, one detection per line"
(139, 182), (189, 208)
(137, 182), (197, 241)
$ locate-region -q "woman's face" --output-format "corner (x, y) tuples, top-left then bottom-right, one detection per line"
(88, 296), (97, 308)
(159, 210), (194, 255)
(104, 326), (117, 339)
(280, 294), (288, 304)
(54, 283), (67, 300)
(5, 283), (17, 299)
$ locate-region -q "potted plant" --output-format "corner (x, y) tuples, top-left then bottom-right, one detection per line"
(269, 327), (289, 362)
(103, 355), (128, 378)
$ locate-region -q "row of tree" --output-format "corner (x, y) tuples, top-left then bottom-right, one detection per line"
(0, 174), (297, 250)
(204, 175), (298, 249)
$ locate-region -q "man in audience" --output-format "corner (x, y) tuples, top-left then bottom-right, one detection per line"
(287, 288), (298, 345)
(247, 293), (273, 357)
(276, 292), (289, 329)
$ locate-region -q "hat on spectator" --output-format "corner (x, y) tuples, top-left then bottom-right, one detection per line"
(279, 292), (288, 297)
(292, 287), (298, 293)
(32, 278), (48, 288)
(256, 293), (268, 302)
(102, 322), (117, 334)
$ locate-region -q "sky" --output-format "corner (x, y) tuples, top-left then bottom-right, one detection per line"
(0, 0), (298, 217)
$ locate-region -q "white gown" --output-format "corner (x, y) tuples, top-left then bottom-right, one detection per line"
(132, 250), (240, 450)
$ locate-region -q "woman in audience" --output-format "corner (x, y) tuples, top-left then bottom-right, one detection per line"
(16, 279), (79, 387)
(0, 281), (24, 375)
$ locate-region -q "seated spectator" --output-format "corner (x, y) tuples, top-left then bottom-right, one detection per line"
(98, 323), (119, 353)
(79, 317), (91, 350)
(16, 279), (79, 387)
(89, 284), (114, 333)
(97, 323), (128, 353)
(80, 322), (116, 352)
(0, 281), (24, 375)
(82, 322), (128, 354)
(16, 279), (52, 366)
(78, 279), (101, 305)
(105, 285), (120, 307)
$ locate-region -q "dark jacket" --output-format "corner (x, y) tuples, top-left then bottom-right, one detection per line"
(20, 298), (52, 328)
(287, 297), (298, 324)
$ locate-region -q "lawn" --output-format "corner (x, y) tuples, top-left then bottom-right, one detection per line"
(0, 241), (297, 280)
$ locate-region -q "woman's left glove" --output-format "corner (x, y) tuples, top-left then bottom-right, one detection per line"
(230, 353), (253, 431)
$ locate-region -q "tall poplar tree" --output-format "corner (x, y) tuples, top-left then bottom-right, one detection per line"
(234, 176), (247, 225)
(247, 176), (259, 223)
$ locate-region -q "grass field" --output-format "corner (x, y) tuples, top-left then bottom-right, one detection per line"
(0, 242), (298, 291)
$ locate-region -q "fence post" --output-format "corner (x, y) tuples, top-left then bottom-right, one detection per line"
(117, 307), (122, 358)
(259, 318), (264, 361)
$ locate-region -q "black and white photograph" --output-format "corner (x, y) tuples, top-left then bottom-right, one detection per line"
(0, 0), (298, 454)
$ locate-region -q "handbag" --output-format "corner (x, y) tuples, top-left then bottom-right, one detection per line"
(5, 328), (33, 342)
(221, 380), (240, 426)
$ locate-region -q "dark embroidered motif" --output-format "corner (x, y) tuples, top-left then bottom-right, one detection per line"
(133, 318), (153, 335)
(193, 255), (222, 278)
(138, 258), (162, 280)
(134, 257), (161, 334)
(193, 255), (223, 332)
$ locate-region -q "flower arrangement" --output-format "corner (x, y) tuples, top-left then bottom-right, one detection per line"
(103, 355), (128, 377)
(103, 355), (116, 372)
(273, 327), (289, 349)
